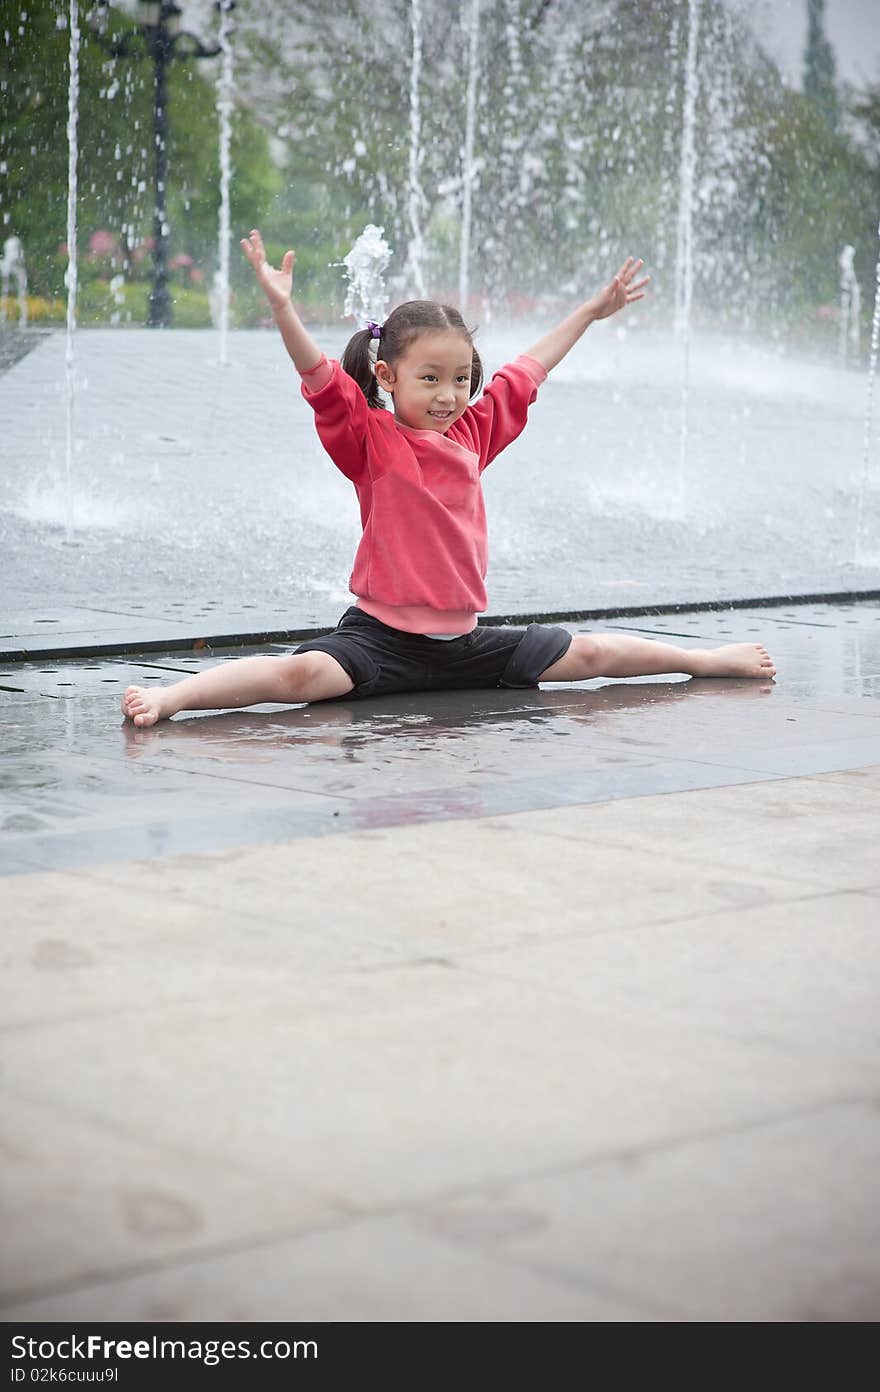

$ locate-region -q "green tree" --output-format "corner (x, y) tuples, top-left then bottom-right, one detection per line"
(0, 0), (278, 311)
(803, 0), (839, 129)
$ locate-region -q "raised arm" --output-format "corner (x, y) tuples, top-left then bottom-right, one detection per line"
(524, 256), (649, 374)
(240, 229), (323, 374)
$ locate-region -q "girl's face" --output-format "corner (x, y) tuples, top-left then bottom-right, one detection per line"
(375, 330), (473, 433)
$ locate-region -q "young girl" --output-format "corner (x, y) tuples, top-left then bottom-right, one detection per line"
(122, 230), (775, 727)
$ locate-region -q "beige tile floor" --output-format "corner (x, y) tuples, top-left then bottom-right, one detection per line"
(2, 768), (878, 1322)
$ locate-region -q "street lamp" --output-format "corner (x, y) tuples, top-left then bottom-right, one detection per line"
(93, 1), (233, 328)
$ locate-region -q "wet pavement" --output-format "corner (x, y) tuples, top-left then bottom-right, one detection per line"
(2, 599), (879, 876)
(2, 601), (879, 1320)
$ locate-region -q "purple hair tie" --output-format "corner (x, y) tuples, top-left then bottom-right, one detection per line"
(366, 320), (383, 338)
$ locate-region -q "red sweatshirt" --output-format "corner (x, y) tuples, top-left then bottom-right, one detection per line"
(300, 352), (547, 634)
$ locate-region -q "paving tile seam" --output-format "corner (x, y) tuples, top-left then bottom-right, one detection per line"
(445, 886), (858, 962)
(0, 1208), (365, 1315)
(0, 1077), (356, 1217)
(507, 814), (876, 875)
(0, 1199), (659, 1322)
(3, 732), (361, 798)
(58, 745), (364, 806)
(398, 1218), (677, 1321)
(450, 916), (880, 1050)
(784, 702), (880, 723)
(510, 830), (876, 892)
(490, 760), (880, 815)
(666, 741), (880, 774)
(380, 1092), (880, 1222)
(0, 926), (437, 991)
(0, 953), (508, 1037)
(6, 1095), (873, 1318)
(797, 767), (880, 792)
(451, 1245), (680, 1321)
(106, 754), (361, 805)
(0, 952), (408, 1035)
(0, 993), (286, 1039)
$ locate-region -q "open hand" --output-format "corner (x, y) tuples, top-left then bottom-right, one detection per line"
(240, 229), (294, 312)
(590, 256), (649, 321)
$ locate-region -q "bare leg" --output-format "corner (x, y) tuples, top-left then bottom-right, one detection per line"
(121, 651), (353, 727)
(538, 632), (776, 683)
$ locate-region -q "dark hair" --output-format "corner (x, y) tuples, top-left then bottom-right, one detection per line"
(341, 300), (484, 410)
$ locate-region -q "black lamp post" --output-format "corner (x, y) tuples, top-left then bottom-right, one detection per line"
(93, 2), (232, 328)
(143, 2), (184, 327)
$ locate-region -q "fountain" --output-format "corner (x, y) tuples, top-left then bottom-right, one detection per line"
(4, 0), (880, 637)
(406, 0), (426, 298)
(342, 224), (392, 325)
(64, 0), (81, 545)
(674, 0), (701, 505)
(855, 220), (880, 565)
(458, 0), (481, 313)
(216, 0), (234, 365)
(0, 236), (28, 328)
(839, 245), (861, 367)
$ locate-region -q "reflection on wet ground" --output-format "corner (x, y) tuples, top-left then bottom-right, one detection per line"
(1, 602), (879, 874)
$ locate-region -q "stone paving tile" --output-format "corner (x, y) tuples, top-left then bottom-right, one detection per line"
(412, 1102), (880, 1321)
(684, 734), (880, 777)
(0, 868), (405, 1029)
(462, 891), (880, 1064)
(0, 808), (352, 877)
(0, 962), (860, 1212)
(0, 1090), (346, 1310)
(792, 765), (880, 794)
(1, 745), (326, 829)
(494, 770), (880, 891)
(65, 814), (831, 961)
(1, 1210), (646, 1322)
(1, 607), (199, 638)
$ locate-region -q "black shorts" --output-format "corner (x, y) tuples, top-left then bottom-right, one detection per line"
(293, 606), (573, 701)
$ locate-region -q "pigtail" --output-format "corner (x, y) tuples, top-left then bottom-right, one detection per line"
(469, 344), (484, 400)
(342, 328), (384, 410)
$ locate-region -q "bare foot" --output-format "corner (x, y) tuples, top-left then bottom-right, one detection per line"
(689, 643), (776, 680)
(121, 684), (173, 727)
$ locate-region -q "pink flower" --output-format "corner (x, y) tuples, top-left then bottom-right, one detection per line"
(189, 267), (204, 284)
(170, 252), (194, 269)
(89, 229), (117, 255)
